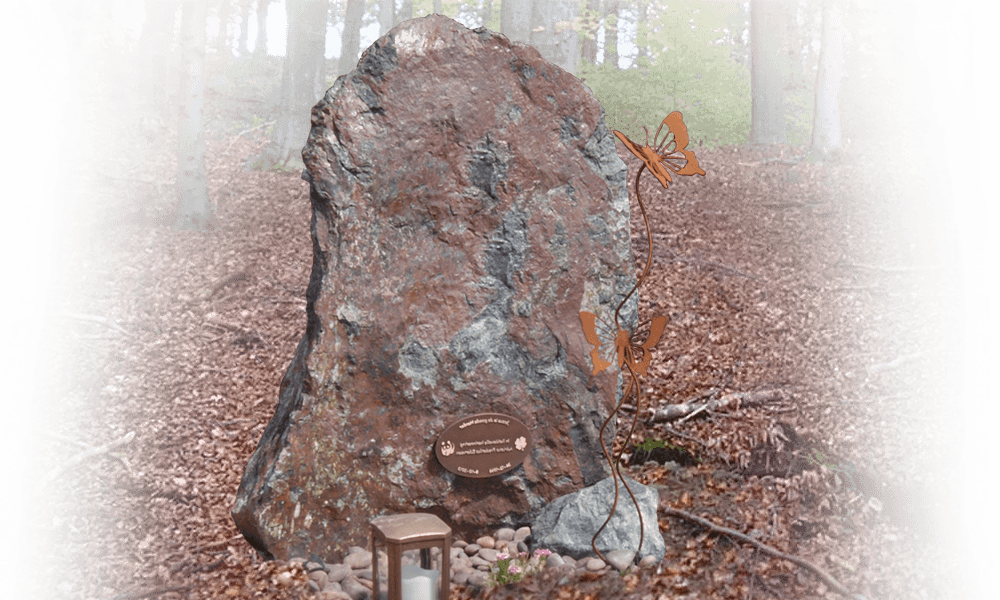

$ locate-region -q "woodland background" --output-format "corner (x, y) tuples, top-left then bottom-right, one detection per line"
(1, 1), (998, 599)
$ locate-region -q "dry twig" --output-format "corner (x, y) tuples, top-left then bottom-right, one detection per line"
(38, 431), (136, 491)
(649, 389), (787, 422)
(663, 507), (858, 598)
(60, 311), (130, 336)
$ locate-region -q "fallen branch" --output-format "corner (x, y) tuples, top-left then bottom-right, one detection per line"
(102, 585), (192, 600)
(204, 316), (251, 335)
(40, 429), (135, 474)
(60, 311), (129, 335)
(663, 507), (856, 598)
(649, 389), (787, 422)
(38, 431), (135, 491)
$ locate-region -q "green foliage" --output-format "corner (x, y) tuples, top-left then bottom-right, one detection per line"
(582, 0), (751, 149)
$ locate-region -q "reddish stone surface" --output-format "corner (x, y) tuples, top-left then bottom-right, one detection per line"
(232, 14), (638, 562)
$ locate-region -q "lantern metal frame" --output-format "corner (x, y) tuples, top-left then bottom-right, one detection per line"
(371, 513), (451, 600)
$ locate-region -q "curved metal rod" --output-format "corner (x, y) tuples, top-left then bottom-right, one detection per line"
(592, 163), (655, 566)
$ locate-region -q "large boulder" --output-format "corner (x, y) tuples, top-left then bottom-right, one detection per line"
(232, 14), (638, 562)
(530, 476), (666, 562)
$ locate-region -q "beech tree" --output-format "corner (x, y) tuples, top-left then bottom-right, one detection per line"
(529, 0), (579, 75)
(749, 0), (789, 145)
(340, 0), (364, 77)
(810, 0), (845, 156)
(176, 0), (212, 229)
(254, 0), (328, 171)
(254, 0), (270, 56)
(501, 0), (533, 43)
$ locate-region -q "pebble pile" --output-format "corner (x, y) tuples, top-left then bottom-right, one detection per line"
(287, 526), (659, 600)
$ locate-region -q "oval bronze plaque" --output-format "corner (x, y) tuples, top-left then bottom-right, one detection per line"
(435, 413), (532, 478)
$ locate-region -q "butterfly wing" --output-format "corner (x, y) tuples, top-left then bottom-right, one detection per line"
(613, 130), (675, 189)
(580, 311), (614, 375)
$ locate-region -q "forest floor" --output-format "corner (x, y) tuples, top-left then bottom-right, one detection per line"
(32, 74), (967, 599)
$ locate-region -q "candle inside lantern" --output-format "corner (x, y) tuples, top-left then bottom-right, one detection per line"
(400, 564), (439, 600)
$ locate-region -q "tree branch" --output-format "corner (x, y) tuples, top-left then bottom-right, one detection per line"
(663, 507), (858, 598)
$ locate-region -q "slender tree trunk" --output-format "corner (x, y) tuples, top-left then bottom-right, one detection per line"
(749, 0), (787, 145)
(378, 0), (393, 35)
(580, 0), (601, 66)
(396, 0), (413, 26)
(340, 0), (364, 76)
(254, 0), (269, 56)
(140, 0), (180, 117)
(433, 0), (441, 15)
(810, 0), (844, 156)
(254, 0), (328, 171)
(176, 0), (212, 229)
(603, 0), (619, 69)
(529, 0), (578, 76)
(500, 0), (533, 44)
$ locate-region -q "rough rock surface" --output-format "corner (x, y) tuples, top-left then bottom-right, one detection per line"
(232, 14), (637, 562)
(530, 476), (666, 562)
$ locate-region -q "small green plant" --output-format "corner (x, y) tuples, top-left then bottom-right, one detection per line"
(485, 549), (553, 587)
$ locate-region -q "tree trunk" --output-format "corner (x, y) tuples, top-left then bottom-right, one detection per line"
(176, 0), (212, 229)
(529, 0), (578, 76)
(810, 0), (845, 156)
(782, 0), (802, 90)
(378, 0), (393, 35)
(500, 0), (533, 44)
(634, 1), (648, 67)
(237, 0), (251, 56)
(750, 0), (788, 145)
(140, 0), (180, 116)
(340, 0), (364, 77)
(433, 0), (441, 15)
(254, 0), (269, 56)
(253, 0), (328, 171)
(396, 0), (413, 26)
(579, 0), (601, 66)
(603, 0), (619, 69)
(215, 0), (232, 53)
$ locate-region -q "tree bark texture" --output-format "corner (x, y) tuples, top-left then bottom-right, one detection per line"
(750, 0), (788, 145)
(176, 0), (212, 230)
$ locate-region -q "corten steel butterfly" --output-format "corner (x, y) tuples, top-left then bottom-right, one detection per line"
(580, 111), (705, 565)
